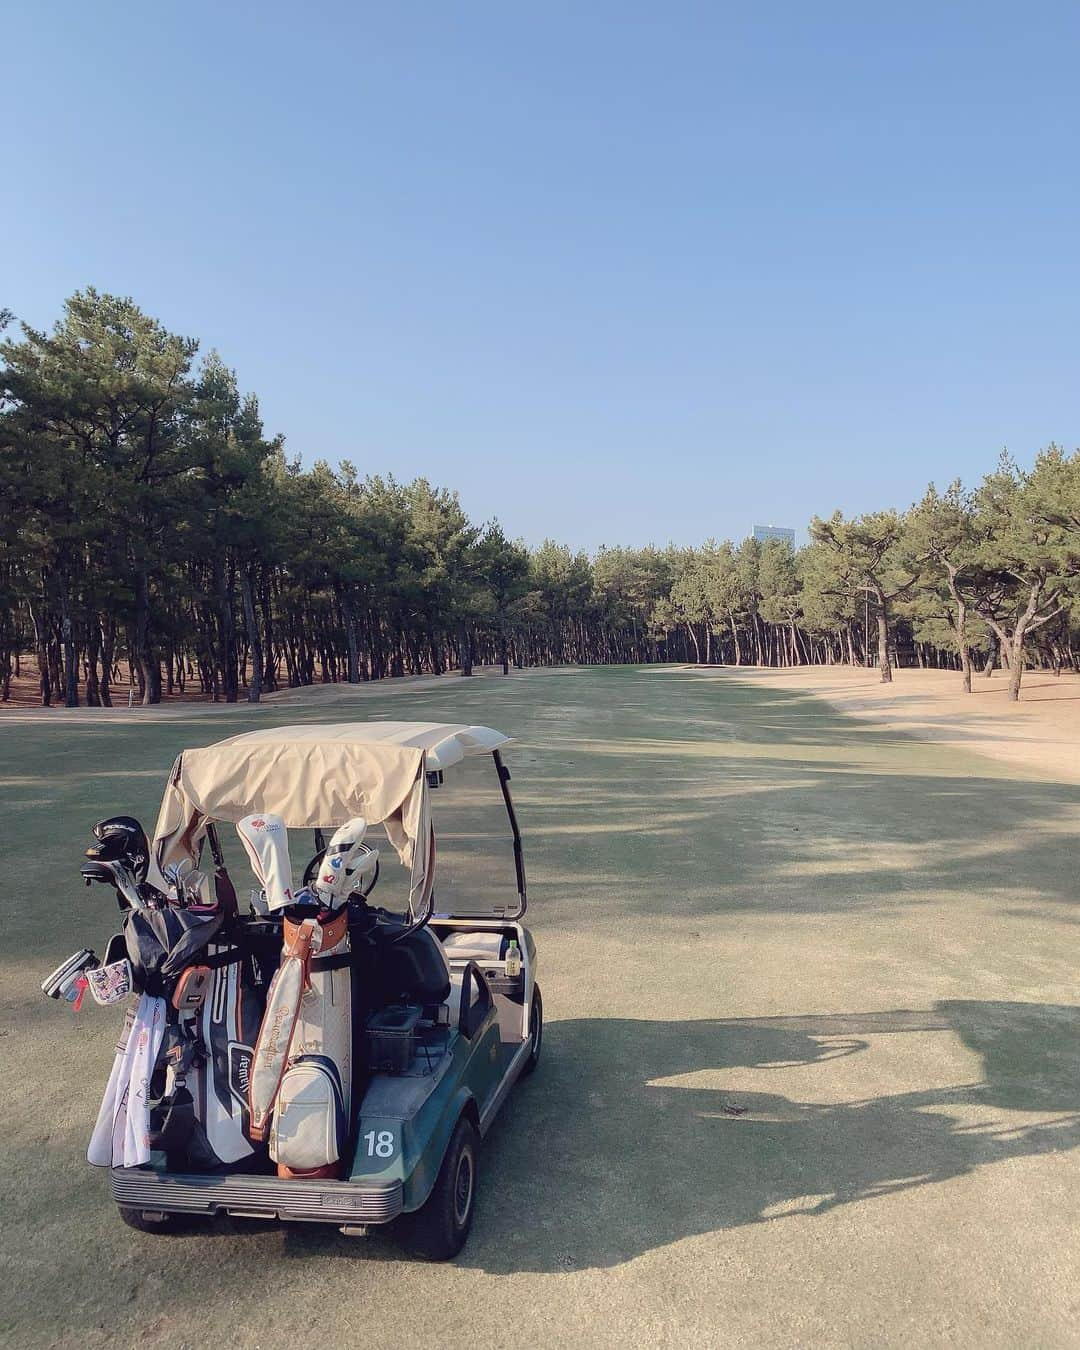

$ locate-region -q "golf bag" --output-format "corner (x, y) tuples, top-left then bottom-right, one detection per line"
(249, 908), (353, 1179)
(120, 907), (268, 1171)
(145, 941), (269, 1171)
(195, 943), (267, 1165)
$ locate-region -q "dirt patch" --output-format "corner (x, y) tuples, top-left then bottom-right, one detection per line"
(678, 664), (1080, 785)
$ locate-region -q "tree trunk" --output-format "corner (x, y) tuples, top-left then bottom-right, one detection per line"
(134, 567), (161, 704)
(458, 624), (474, 676)
(959, 643), (972, 694)
(871, 585), (892, 682)
(241, 567), (263, 703)
(98, 620), (114, 707)
(28, 593), (52, 707)
(58, 579), (79, 707)
(956, 601), (971, 693)
(85, 624), (101, 706)
(214, 559), (239, 703)
(261, 582), (277, 692)
(1008, 642), (1024, 701)
(340, 587), (360, 684)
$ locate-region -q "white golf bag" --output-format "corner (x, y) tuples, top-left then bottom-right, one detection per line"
(245, 818), (363, 1179)
(247, 909), (353, 1178)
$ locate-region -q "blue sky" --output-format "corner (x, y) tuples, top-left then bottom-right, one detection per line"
(4, 2), (1078, 550)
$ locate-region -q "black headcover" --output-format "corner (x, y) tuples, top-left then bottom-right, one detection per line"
(87, 816), (150, 884)
(124, 906), (225, 997)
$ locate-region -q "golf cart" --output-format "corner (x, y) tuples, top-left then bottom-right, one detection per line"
(53, 722), (541, 1260)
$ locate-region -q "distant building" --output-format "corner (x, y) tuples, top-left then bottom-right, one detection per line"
(752, 525), (796, 547)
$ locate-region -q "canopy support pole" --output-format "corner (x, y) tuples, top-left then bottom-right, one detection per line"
(493, 750), (527, 919)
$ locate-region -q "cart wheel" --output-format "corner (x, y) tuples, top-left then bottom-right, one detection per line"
(395, 1114), (479, 1260)
(521, 984), (543, 1076)
(118, 1207), (193, 1235)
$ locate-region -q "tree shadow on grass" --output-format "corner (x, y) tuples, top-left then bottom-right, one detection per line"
(9, 666), (1080, 962)
(248, 1000), (1080, 1276)
(510, 755), (1080, 921)
(8, 998), (1072, 1324)
(451, 999), (1080, 1272)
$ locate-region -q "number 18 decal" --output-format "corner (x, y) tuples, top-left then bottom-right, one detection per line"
(364, 1129), (396, 1158)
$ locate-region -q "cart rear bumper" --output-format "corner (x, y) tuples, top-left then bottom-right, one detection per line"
(109, 1166), (404, 1226)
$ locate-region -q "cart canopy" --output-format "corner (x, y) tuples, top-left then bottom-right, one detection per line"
(150, 721), (512, 910)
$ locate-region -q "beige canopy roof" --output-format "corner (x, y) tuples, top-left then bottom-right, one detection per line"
(220, 721), (513, 777)
(150, 721), (512, 911)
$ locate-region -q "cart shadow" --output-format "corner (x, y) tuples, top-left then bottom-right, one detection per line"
(452, 999), (1080, 1272)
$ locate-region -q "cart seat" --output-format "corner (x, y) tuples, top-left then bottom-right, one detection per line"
(375, 927), (451, 1006)
(440, 930), (509, 965)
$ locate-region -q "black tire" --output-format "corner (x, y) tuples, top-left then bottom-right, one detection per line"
(395, 1114), (479, 1260)
(118, 1206), (193, 1235)
(521, 984), (543, 1076)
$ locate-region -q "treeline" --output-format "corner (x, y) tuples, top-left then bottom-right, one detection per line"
(667, 457), (1080, 701)
(1, 291), (1078, 707)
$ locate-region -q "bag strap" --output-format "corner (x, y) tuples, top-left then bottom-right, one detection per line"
(150, 1027), (202, 1163)
(311, 951), (351, 972)
(202, 946), (246, 970)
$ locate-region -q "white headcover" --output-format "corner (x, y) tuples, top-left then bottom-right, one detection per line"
(314, 816), (379, 910)
(237, 813), (296, 912)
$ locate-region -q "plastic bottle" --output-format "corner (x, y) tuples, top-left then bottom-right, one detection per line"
(505, 938), (521, 977)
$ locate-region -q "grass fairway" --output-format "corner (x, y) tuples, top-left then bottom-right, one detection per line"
(3, 666), (1078, 1349)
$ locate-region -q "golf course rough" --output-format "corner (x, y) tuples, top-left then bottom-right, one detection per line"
(1, 666), (1077, 1349)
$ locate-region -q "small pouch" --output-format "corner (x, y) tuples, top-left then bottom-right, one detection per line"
(171, 965), (212, 1012)
(85, 956), (134, 1006)
(269, 1056), (345, 1173)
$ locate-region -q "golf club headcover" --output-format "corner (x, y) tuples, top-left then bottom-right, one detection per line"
(78, 933), (133, 1008)
(314, 817), (378, 909)
(41, 949), (99, 1002)
(85, 957), (134, 1006)
(247, 917), (319, 1143)
(87, 816), (150, 883)
(237, 813), (295, 912)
